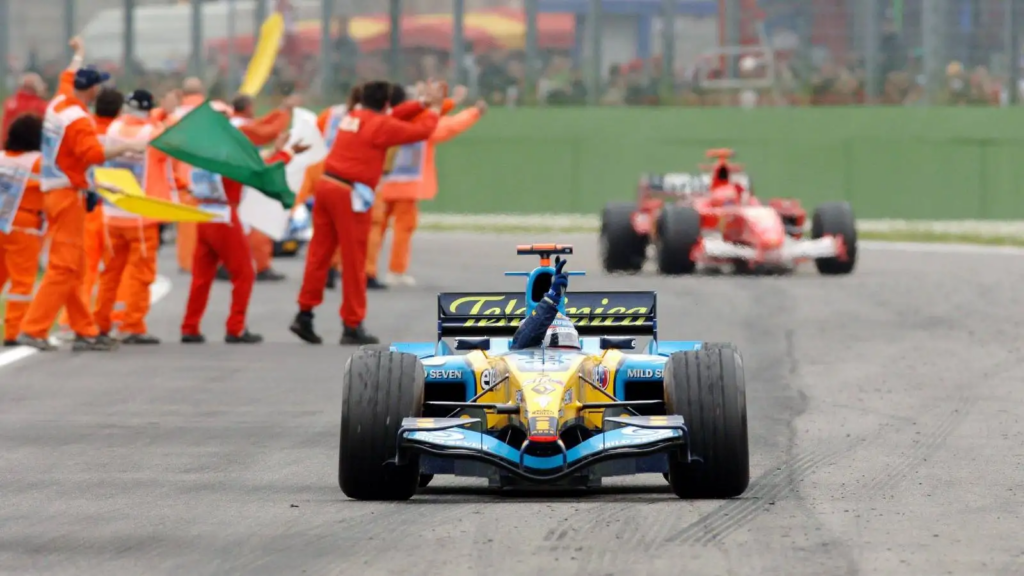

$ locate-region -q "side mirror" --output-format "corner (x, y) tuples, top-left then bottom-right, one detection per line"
(600, 336), (636, 350)
(455, 338), (491, 351)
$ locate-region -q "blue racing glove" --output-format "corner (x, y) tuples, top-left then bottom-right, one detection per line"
(546, 257), (569, 302)
(85, 191), (100, 213)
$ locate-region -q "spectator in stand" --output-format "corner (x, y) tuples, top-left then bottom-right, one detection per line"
(477, 51), (515, 105)
(1, 73), (48, 143)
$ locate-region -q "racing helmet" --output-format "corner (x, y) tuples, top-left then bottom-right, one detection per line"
(543, 313), (581, 349)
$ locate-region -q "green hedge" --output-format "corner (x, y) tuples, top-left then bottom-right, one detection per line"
(424, 107), (1024, 219)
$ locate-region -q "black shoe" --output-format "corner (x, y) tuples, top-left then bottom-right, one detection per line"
(121, 333), (161, 345)
(256, 268), (286, 282)
(367, 276), (388, 290)
(341, 324), (380, 346)
(181, 333), (206, 344)
(226, 330), (263, 344)
(3, 340), (18, 347)
(290, 311), (322, 344)
(72, 334), (118, 352)
(325, 268), (339, 290)
(216, 267), (230, 281)
(15, 334), (57, 351)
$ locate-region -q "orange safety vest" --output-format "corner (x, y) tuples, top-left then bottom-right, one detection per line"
(101, 115), (177, 227)
(0, 150), (43, 235)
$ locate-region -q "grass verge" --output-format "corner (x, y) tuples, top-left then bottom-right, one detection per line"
(417, 221), (1024, 247)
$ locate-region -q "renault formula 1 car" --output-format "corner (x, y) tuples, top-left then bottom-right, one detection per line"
(600, 148), (857, 275)
(338, 244), (749, 500)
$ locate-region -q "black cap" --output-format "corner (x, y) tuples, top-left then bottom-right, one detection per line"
(125, 89), (154, 112)
(74, 66), (111, 90)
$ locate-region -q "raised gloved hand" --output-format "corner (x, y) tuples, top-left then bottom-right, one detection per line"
(546, 257), (569, 302)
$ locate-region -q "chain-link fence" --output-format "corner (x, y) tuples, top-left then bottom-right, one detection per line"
(1, 0), (1021, 108)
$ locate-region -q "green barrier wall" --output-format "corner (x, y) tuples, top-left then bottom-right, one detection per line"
(428, 107), (1024, 219)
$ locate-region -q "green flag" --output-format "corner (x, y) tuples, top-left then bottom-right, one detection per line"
(150, 100), (295, 209)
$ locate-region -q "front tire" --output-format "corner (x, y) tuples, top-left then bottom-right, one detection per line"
(339, 350), (425, 500)
(663, 344), (749, 498)
(600, 202), (648, 273)
(655, 206), (701, 275)
(811, 201), (857, 275)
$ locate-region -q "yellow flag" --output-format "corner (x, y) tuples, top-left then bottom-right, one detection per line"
(93, 167), (145, 197)
(240, 12), (285, 97)
(93, 168), (224, 223)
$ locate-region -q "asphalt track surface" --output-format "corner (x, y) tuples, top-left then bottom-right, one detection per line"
(2, 232), (1023, 576)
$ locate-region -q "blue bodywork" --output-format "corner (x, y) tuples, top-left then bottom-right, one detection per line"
(387, 245), (706, 486)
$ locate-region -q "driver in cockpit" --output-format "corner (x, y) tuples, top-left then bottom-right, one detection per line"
(510, 257), (581, 351)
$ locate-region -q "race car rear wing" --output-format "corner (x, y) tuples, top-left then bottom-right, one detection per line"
(437, 291), (656, 338)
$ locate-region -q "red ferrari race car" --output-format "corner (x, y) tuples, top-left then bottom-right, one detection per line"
(599, 149), (856, 276)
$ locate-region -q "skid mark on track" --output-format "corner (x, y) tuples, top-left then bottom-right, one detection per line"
(860, 392), (977, 497)
(664, 442), (864, 547)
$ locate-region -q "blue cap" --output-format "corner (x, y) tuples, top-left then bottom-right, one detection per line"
(126, 89), (154, 112)
(73, 66), (111, 90)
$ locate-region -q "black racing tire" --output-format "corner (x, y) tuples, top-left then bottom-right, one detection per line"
(811, 201), (857, 275)
(418, 473), (434, 488)
(655, 205), (701, 275)
(663, 344), (749, 498)
(339, 350), (425, 500)
(600, 202), (648, 273)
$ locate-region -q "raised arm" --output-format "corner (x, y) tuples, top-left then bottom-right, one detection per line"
(238, 108), (292, 146)
(57, 37), (87, 97)
(510, 259), (569, 350)
(371, 112), (440, 148)
(429, 104), (484, 144)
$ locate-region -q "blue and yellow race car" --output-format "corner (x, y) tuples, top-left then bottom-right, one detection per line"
(338, 244), (750, 500)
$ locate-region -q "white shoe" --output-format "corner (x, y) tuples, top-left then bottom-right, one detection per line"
(386, 273), (416, 286)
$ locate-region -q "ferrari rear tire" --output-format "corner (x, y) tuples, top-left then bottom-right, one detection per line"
(339, 349), (425, 500)
(811, 201), (857, 275)
(655, 206), (701, 275)
(663, 344), (749, 498)
(600, 202), (648, 273)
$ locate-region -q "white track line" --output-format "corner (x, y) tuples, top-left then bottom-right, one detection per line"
(0, 274), (172, 370)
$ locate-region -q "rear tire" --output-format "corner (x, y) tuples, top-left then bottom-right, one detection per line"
(663, 344), (749, 498)
(656, 206), (701, 275)
(811, 202), (857, 275)
(600, 202), (648, 273)
(339, 350), (425, 500)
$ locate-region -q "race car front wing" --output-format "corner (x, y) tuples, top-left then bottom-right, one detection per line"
(695, 234), (847, 264)
(391, 415), (694, 482)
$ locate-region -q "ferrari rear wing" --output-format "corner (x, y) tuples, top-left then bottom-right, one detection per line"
(437, 291), (656, 338)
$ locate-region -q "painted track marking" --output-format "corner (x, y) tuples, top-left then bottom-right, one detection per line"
(0, 274), (172, 370)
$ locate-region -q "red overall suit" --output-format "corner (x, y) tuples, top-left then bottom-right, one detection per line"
(292, 101), (438, 343)
(181, 149), (293, 342)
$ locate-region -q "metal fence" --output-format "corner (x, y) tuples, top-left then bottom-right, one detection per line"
(0, 0), (1021, 108)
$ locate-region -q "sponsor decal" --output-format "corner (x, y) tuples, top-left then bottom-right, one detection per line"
(480, 368), (494, 389)
(563, 389), (573, 405)
(514, 389), (523, 405)
(593, 365), (610, 390)
(529, 379), (560, 395)
(626, 368), (663, 379)
(428, 369), (463, 379)
(516, 352), (578, 371)
(601, 427), (675, 449)
(439, 292), (654, 328)
(412, 429), (483, 450)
